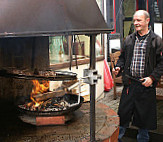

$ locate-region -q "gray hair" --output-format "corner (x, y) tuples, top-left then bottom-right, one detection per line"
(133, 10), (150, 19)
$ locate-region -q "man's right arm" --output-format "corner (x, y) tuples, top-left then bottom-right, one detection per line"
(112, 67), (121, 76)
(112, 39), (127, 75)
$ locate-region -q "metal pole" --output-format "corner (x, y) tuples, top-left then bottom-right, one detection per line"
(31, 37), (36, 70)
(89, 34), (96, 142)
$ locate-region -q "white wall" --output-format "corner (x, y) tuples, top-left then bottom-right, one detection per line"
(59, 60), (104, 100)
(154, 23), (162, 38)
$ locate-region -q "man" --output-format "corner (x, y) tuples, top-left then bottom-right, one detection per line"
(113, 10), (163, 142)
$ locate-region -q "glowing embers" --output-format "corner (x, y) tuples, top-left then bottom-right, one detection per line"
(18, 80), (70, 112)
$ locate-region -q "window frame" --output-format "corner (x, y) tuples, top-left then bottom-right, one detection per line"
(49, 34), (104, 70)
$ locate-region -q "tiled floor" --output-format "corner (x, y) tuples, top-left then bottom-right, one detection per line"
(98, 85), (122, 113)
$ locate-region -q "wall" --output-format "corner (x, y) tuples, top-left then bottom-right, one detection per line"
(59, 60), (104, 100)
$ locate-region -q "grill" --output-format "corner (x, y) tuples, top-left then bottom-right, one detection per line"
(17, 93), (84, 117)
(0, 0), (112, 141)
(0, 69), (77, 81)
(0, 68), (84, 125)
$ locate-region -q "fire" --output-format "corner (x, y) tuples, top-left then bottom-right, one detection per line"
(30, 80), (49, 107)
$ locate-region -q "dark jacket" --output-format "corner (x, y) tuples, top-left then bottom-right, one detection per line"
(117, 30), (163, 86)
(117, 30), (163, 130)
(118, 80), (158, 129)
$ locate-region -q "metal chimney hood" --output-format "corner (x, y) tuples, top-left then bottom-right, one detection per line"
(0, 0), (112, 37)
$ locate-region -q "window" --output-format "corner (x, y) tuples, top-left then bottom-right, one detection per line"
(49, 36), (67, 64)
(49, 35), (104, 65)
(123, 0), (136, 38)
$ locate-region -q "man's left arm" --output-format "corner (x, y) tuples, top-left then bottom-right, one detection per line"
(144, 36), (163, 87)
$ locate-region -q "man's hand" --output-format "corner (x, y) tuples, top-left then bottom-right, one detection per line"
(112, 67), (120, 76)
(140, 77), (153, 87)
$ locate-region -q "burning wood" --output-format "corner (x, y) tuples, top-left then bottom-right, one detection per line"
(18, 78), (80, 112)
(33, 90), (65, 102)
(62, 79), (78, 88)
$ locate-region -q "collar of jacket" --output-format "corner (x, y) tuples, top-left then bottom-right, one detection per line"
(129, 30), (156, 41)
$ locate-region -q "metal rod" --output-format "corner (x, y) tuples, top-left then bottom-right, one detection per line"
(69, 36), (72, 70)
(31, 37), (36, 69)
(74, 35), (78, 69)
(89, 34), (96, 142)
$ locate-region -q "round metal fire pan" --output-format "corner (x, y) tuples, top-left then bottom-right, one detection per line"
(17, 94), (84, 117)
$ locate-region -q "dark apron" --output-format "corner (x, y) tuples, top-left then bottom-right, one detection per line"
(118, 80), (157, 130)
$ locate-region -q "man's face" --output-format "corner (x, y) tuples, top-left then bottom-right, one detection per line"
(133, 12), (149, 33)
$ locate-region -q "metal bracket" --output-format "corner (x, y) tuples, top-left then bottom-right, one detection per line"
(83, 69), (101, 85)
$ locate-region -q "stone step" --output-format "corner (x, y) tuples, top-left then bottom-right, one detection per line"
(124, 127), (163, 142)
(121, 136), (137, 142)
